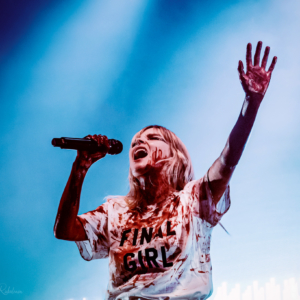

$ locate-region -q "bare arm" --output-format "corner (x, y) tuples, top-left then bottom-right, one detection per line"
(208, 41), (277, 202)
(53, 135), (109, 241)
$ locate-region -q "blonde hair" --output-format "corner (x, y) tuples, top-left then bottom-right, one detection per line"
(125, 125), (194, 210)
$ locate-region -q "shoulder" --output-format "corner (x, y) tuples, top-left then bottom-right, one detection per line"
(174, 178), (204, 208)
(99, 196), (128, 212)
(181, 177), (205, 196)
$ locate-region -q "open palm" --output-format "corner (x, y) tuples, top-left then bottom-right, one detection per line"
(238, 41), (277, 102)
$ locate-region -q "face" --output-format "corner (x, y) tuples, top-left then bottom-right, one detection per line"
(129, 128), (172, 177)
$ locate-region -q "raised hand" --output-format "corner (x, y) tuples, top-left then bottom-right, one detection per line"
(238, 41), (277, 103)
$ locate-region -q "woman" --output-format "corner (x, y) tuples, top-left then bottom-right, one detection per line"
(54, 41), (277, 299)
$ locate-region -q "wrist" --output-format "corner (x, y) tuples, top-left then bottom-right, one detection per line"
(245, 93), (263, 105)
(73, 157), (91, 174)
(242, 95), (261, 117)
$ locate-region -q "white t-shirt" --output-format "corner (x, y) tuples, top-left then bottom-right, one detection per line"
(75, 173), (230, 300)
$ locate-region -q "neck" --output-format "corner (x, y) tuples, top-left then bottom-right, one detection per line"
(137, 170), (174, 205)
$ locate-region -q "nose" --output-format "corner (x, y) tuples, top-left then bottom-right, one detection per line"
(136, 138), (145, 146)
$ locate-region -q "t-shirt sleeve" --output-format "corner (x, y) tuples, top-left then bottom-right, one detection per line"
(189, 171), (231, 226)
(75, 202), (109, 261)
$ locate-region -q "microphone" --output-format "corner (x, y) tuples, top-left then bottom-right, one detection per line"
(52, 137), (123, 155)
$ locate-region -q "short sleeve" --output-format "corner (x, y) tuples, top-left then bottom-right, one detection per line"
(75, 202), (109, 261)
(190, 172), (231, 226)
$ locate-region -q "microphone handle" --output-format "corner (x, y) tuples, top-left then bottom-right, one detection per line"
(52, 137), (109, 153)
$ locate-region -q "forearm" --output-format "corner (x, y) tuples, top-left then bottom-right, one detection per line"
(221, 95), (260, 167)
(208, 95), (260, 202)
(54, 158), (88, 239)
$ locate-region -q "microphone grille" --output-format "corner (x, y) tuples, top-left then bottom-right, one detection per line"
(108, 139), (123, 155)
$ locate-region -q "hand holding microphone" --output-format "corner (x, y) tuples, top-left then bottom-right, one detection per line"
(52, 134), (123, 169)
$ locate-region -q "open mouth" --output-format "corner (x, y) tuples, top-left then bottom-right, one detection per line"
(134, 148), (148, 160)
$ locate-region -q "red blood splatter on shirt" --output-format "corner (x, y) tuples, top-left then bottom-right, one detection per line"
(118, 213), (123, 222)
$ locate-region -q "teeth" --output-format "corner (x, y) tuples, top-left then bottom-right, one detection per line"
(135, 149), (147, 155)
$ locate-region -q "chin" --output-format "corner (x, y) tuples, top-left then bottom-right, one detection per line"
(132, 163), (165, 179)
(131, 166), (149, 178)
(130, 160), (151, 177)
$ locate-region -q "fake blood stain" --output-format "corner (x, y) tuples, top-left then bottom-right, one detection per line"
(106, 190), (192, 287)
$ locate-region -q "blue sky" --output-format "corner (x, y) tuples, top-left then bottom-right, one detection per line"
(0, 0), (299, 299)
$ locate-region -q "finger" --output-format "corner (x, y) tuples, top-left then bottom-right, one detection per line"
(254, 41), (262, 66)
(238, 60), (246, 78)
(155, 149), (159, 161)
(246, 43), (252, 71)
(98, 135), (103, 147)
(268, 56), (277, 73)
(158, 149), (162, 160)
(100, 135), (109, 150)
(154, 149), (165, 166)
(98, 135), (109, 151)
(261, 46), (270, 69)
(237, 60), (250, 91)
(102, 135), (109, 148)
(152, 150), (157, 163)
(86, 134), (100, 150)
(91, 134), (99, 143)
